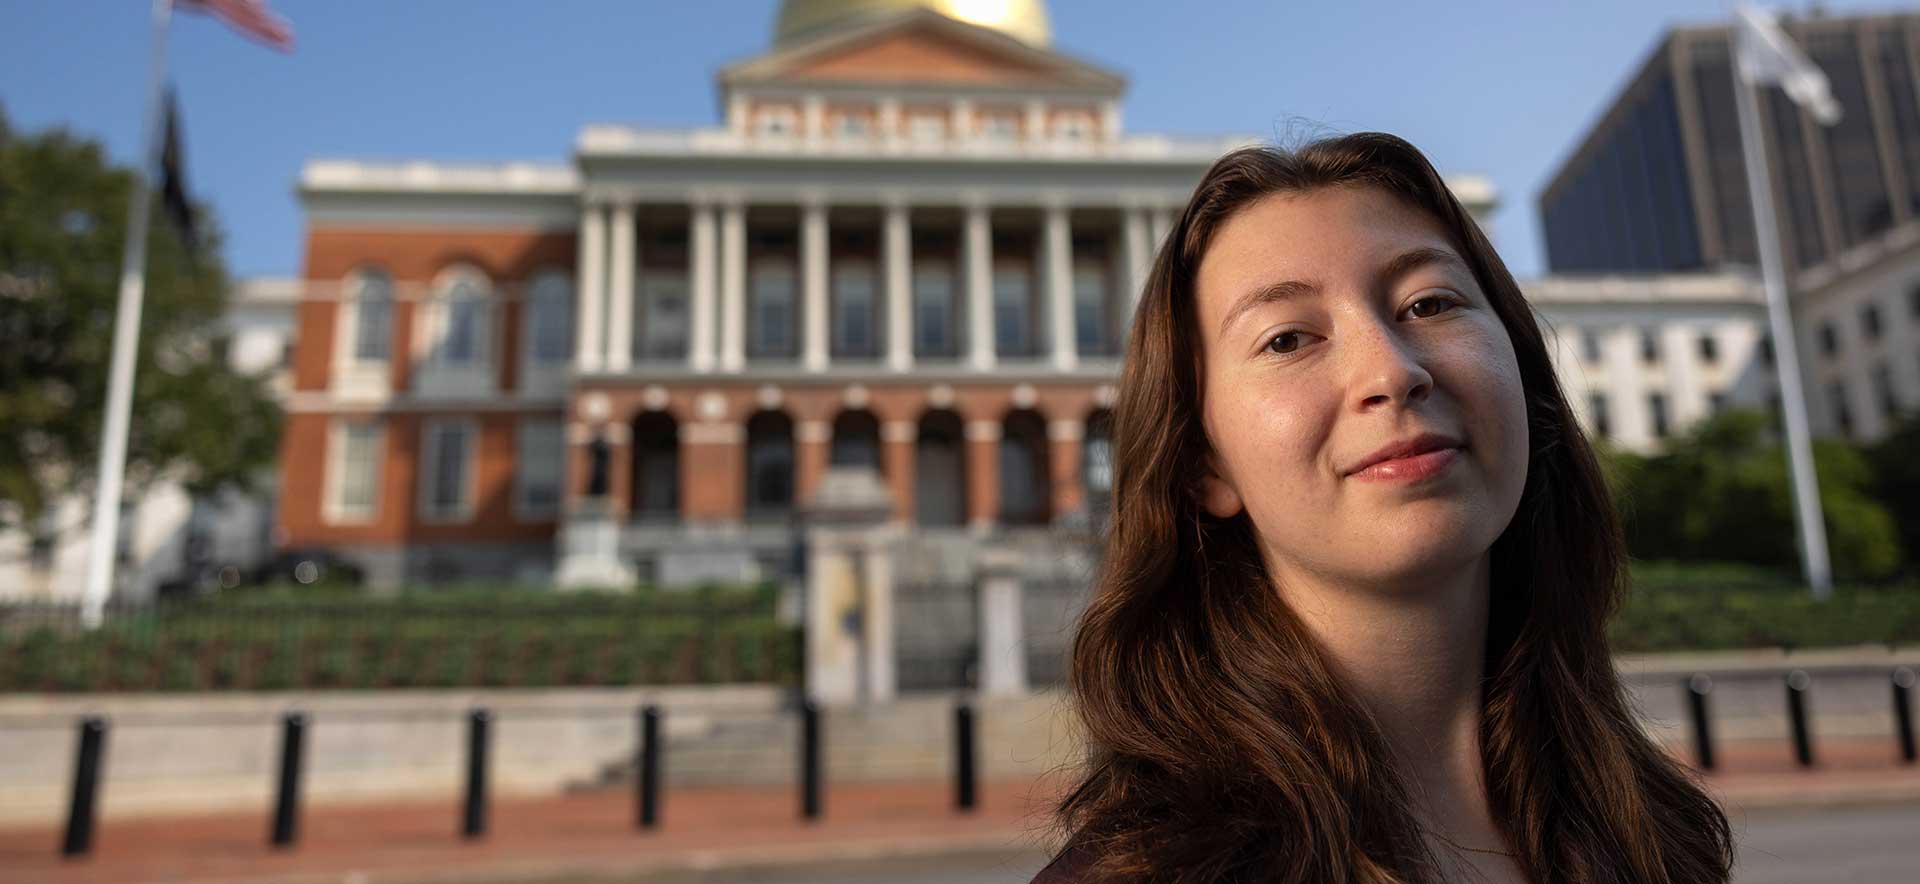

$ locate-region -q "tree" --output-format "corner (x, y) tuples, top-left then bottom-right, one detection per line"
(0, 104), (280, 535)
(1602, 409), (1902, 582)
(1863, 412), (1920, 577)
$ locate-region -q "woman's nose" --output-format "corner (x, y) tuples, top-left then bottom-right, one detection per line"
(1347, 320), (1434, 411)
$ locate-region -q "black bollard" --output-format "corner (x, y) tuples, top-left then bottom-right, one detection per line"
(1685, 674), (1715, 771)
(800, 700), (822, 820)
(61, 717), (108, 858)
(1786, 670), (1815, 768)
(270, 712), (306, 848)
(637, 705), (661, 829)
(462, 708), (490, 839)
(1894, 667), (1916, 764)
(955, 702), (977, 812)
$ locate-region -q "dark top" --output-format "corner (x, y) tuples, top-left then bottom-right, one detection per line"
(1029, 835), (1107, 884)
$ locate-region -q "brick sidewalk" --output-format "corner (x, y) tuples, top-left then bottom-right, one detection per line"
(3, 740), (1916, 884)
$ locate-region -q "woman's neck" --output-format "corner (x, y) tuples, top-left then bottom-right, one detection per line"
(1267, 553), (1506, 854)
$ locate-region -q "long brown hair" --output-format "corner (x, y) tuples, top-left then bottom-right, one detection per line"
(1052, 133), (1732, 883)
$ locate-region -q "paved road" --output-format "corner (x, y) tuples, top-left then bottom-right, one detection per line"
(547, 802), (1920, 883)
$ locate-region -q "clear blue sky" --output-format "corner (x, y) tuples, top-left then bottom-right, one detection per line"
(1, 1), (1903, 279)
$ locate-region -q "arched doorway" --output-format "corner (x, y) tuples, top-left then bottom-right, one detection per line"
(914, 410), (966, 527)
(999, 409), (1051, 526)
(830, 409), (882, 474)
(630, 411), (679, 522)
(744, 410), (795, 519)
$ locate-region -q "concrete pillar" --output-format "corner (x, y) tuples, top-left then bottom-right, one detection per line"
(1664, 325), (1706, 429)
(1044, 204), (1077, 371)
(575, 203), (607, 372)
(964, 203), (994, 371)
(1150, 209), (1174, 253)
(805, 541), (861, 702)
(606, 201), (636, 372)
(1123, 208), (1151, 318)
(975, 547), (1027, 696)
(964, 419), (1000, 532)
(883, 202), (913, 372)
(861, 542), (896, 702)
(802, 201), (830, 373)
(688, 203), (717, 372)
(718, 202), (747, 372)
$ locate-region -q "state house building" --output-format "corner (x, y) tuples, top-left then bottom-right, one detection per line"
(280, 0), (1496, 588)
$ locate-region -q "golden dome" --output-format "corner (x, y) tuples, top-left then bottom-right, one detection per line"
(774, 0), (1052, 48)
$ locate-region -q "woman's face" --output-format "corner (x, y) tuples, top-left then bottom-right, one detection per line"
(1191, 185), (1529, 592)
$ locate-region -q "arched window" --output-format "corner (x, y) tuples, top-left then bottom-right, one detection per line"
(524, 270), (573, 367)
(745, 411), (795, 517)
(999, 409), (1051, 525)
(915, 410), (966, 527)
(348, 268), (393, 363)
(427, 265), (493, 368)
(830, 410), (881, 474)
(1083, 409), (1114, 497)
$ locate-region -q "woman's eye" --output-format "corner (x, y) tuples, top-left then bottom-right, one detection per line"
(1406, 296), (1456, 319)
(1264, 331), (1306, 354)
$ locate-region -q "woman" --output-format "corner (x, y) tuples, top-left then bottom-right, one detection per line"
(1033, 134), (1732, 884)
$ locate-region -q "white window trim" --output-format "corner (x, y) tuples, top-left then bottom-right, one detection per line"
(417, 417), (480, 524)
(322, 418), (384, 526)
(413, 265), (496, 398)
(513, 419), (564, 523)
(330, 268), (393, 402)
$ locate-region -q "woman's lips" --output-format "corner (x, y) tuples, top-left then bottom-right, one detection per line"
(1347, 446), (1461, 483)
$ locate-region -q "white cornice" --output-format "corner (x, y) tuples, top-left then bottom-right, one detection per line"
(1520, 273), (1762, 305)
(300, 160), (579, 196)
(576, 124), (1257, 165)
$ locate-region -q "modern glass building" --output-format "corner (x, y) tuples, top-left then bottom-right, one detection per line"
(1540, 11), (1920, 277)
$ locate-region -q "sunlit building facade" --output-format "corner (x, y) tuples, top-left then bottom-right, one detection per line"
(279, 0), (1496, 588)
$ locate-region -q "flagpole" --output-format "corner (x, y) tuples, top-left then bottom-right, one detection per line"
(80, 0), (175, 628)
(1731, 13), (1834, 600)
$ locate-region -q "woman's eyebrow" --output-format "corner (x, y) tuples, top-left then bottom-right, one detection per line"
(1218, 278), (1318, 338)
(1377, 246), (1468, 287)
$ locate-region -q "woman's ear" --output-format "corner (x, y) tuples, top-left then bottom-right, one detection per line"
(1197, 467), (1243, 519)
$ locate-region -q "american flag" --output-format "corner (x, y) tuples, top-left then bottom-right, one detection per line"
(176, 0), (294, 52)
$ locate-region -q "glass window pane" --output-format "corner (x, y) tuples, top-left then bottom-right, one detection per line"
(913, 262), (955, 355)
(993, 260), (1031, 356)
(833, 261), (877, 357)
(352, 273), (392, 363)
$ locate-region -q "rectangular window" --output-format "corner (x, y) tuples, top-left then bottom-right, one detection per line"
(328, 420), (383, 523)
(1697, 333), (1718, 364)
(527, 275), (573, 366)
(419, 420), (474, 522)
(1639, 328), (1660, 364)
(908, 113), (945, 142)
(1648, 393), (1669, 438)
(1589, 393), (1610, 439)
(749, 258), (797, 358)
(514, 420), (563, 521)
(1581, 329), (1602, 364)
(913, 261), (957, 356)
(1072, 258), (1110, 356)
(1911, 284), (1920, 320)
(993, 259), (1033, 357)
(1872, 363), (1896, 420)
(641, 272), (690, 359)
(1819, 320), (1838, 357)
(1759, 333), (1775, 365)
(1831, 381), (1853, 436)
(1708, 391), (1728, 414)
(1862, 303), (1883, 341)
(832, 261), (878, 358)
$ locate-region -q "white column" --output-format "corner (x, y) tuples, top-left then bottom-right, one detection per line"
(951, 98), (974, 143)
(964, 202), (994, 371)
(1024, 98), (1047, 144)
(688, 202), (717, 372)
(574, 202), (607, 372)
(884, 201), (913, 372)
(1664, 325), (1706, 429)
(878, 97), (902, 148)
(606, 201), (636, 372)
(1150, 208), (1174, 251)
(976, 547), (1027, 696)
(1045, 203), (1077, 371)
(1123, 208), (1151, 316)
(803, 95), (825, 145)
(801, 201), (830, 372)
(861, 542), (897, 703)
(718, 201), (747, 373)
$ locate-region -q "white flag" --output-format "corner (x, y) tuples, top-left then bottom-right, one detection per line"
(1734, 3), (1841, 125)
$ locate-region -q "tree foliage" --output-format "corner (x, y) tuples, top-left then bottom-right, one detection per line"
(1600, 408), (1903, 582)
(0, 105), (280, 532)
